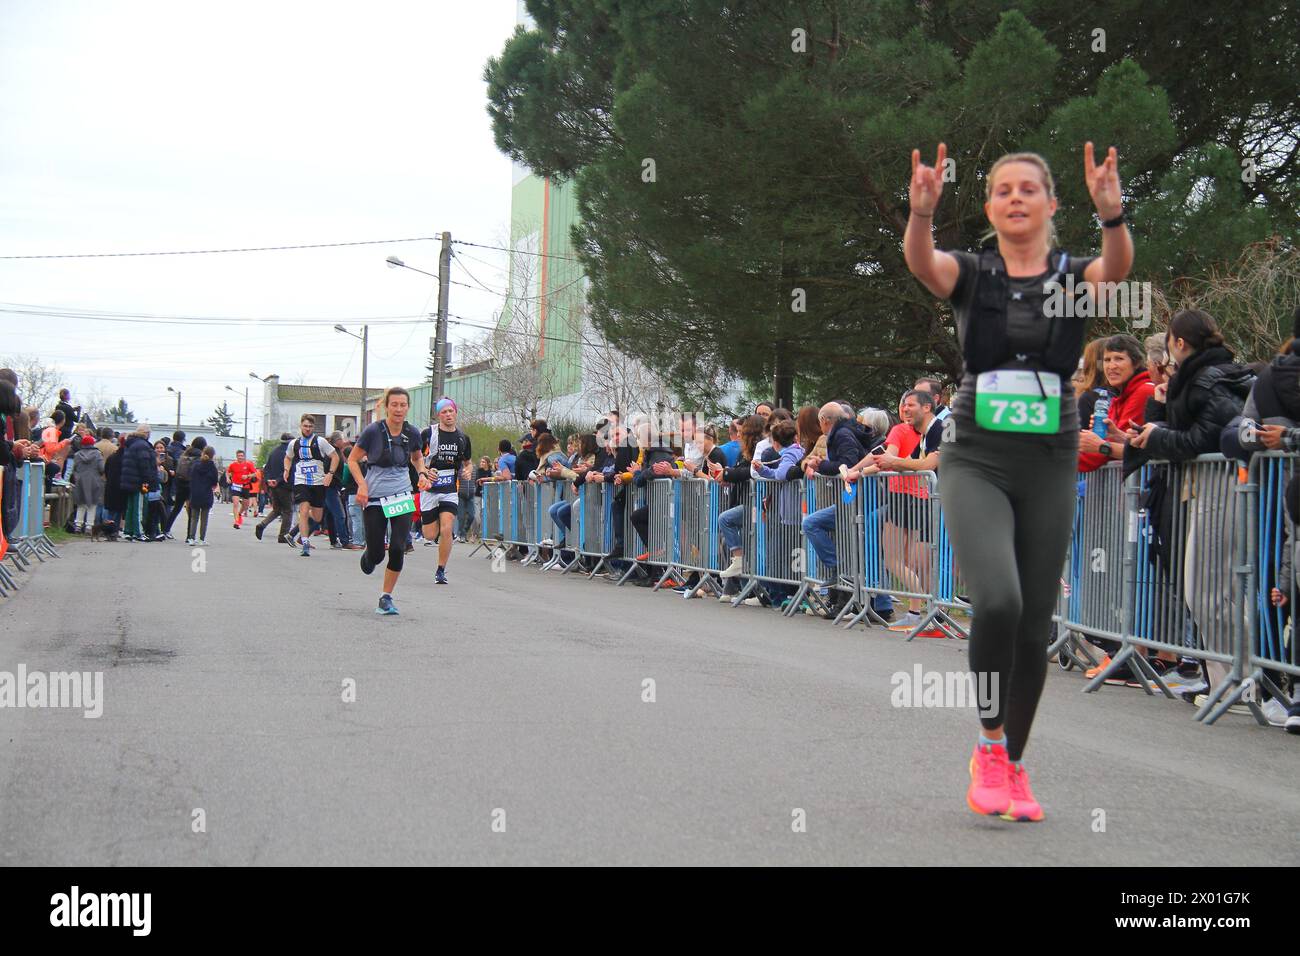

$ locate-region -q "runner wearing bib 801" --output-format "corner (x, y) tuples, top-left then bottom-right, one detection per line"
(349, 387), (434, 615)
(419, 397), (472, 586)
(904, 142), (1133, 824)
(284, 414), (339, 557)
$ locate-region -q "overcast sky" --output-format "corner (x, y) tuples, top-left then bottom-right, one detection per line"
(0, 0), (521, 437)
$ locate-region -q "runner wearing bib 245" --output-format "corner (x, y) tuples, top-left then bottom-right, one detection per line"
(349, 387), (434, 615)
(284, 414), (340, 557)
(420, 397), (472, 585)
(904, 142), (1132, 823)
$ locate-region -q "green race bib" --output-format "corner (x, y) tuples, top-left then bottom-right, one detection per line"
(379, 492), (416, 518)
(974, 370), (1060, 434)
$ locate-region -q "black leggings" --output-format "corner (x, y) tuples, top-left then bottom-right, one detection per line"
(363, 506), (412, 573)
(939, 430), (1077, 762)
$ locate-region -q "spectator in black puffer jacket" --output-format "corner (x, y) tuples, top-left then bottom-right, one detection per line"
(119, 425), (157, 541)
(1128, 309), (1252, 694)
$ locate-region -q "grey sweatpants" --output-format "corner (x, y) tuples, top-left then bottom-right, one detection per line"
(939, 429), (1078, 762)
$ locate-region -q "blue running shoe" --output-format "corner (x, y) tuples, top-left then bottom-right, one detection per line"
(300, 541), (311, 557)
(376, 594), (398, 615)
(435, 568), (448, 585)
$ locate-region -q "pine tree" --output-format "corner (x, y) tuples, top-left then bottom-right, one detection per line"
(107, 398), (136, 423)
(206, 401), (236, 437)
(486, 1), (1297, 407)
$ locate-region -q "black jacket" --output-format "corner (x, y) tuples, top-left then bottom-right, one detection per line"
(264, 441), (289, 489)
(188, 459), (219, 508)
(1143, 346), (1252, 461)
(632, 445), (676, 487)
(103, 449), (126, 512)
(119, 435), (156, 491)
(817, 418), (868, 475)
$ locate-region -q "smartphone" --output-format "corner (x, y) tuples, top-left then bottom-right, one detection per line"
(870, 443), (886, 455)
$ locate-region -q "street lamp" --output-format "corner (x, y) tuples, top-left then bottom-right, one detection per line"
(386, 232), (452, 419)
(166, 386), (181, 431)
(225, 385), (248, 457)
(334, 324), (369, 437)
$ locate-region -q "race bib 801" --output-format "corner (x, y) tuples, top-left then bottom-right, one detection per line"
(379, 493), (416, 518)
(974, 370), (1060, 434)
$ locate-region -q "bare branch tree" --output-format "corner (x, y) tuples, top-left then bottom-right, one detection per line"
(0, 353), (64, 414)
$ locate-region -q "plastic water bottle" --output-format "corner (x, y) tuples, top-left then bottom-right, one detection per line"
(1092, 389), (1111, 439)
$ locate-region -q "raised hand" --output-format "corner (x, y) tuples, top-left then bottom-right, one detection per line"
(1084, 142), (1122, 220)
(909, 143), (947, 216)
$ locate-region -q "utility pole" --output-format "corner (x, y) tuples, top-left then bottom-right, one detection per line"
(360, 324), (368, 434)
(434, 230), (452, 400)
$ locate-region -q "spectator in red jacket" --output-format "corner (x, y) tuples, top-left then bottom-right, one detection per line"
(1078, 334), (1155, 472)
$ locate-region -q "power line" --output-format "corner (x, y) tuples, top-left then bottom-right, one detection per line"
(451, 239), (582, 262)
(0, 307), (432, 327)
(0, 237), (442, 260)
(453, 250), (587, 303)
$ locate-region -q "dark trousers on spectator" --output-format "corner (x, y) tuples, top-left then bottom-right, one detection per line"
(323, 485), (348, 545)
(631, 505), (650, 553)
(145, 498), (166, 538)
(187, 506), (210, 541)
(165, 480), (190, 533)
(257, 484), (293, 541)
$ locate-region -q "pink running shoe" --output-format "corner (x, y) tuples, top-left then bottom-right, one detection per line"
(967, 742), (1011, 817)
(1002, 762), (1045, 822)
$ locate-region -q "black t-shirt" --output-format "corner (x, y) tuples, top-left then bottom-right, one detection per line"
(911, 415), (944, 469)
(421, 426), (472, 494)
(947, 249), (1096, 443)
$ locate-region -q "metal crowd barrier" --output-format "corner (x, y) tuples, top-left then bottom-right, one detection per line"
(469, 481), (508, 557)
(1048, 454), (1257, 724)
(672, 478), (724, 595)
(1051, 463), (1126, 669)
(845, 470), (957, 639)
(575, 482), (613, 577)
(616, 481), (650, 585)
(14, 462), (58, 562)
(1241, 452), (1300, 717)
(730, 475), (804, 609)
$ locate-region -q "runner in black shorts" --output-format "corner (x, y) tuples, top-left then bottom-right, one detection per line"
(284, 414), (339, 557)
(419, 397), (472, 585)
(904, 141), (1132, 822)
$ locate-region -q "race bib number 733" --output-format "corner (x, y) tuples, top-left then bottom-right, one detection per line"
(974, 370), (1060, 434)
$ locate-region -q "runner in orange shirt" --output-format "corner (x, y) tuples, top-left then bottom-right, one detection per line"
(226, 450), (257, 529)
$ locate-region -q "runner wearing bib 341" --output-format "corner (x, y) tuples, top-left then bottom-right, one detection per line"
(904, 142), (1132, 824)
(284, 414), (339, 557)
(420, 397), (471, 585)
(350, 387), (434, 615)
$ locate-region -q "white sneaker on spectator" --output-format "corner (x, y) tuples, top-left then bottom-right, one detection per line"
(1261, 698), (1287, 726)
(719, 555), (743, 578)
(718, 592), (733, 603)
(741, 596), (764, 607)
(540, 537), (554, 547)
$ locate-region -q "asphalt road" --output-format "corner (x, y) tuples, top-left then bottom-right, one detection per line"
(1, 517), (1296, 866)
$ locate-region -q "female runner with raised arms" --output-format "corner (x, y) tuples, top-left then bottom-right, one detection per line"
(904, 142), (1132, 821)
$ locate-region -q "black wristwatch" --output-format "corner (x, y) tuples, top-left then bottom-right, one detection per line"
(1100, 211), (1127, 229)
(1100, 442), (1113, 458)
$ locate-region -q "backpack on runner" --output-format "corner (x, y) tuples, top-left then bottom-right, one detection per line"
(177, 449), (197, 482)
